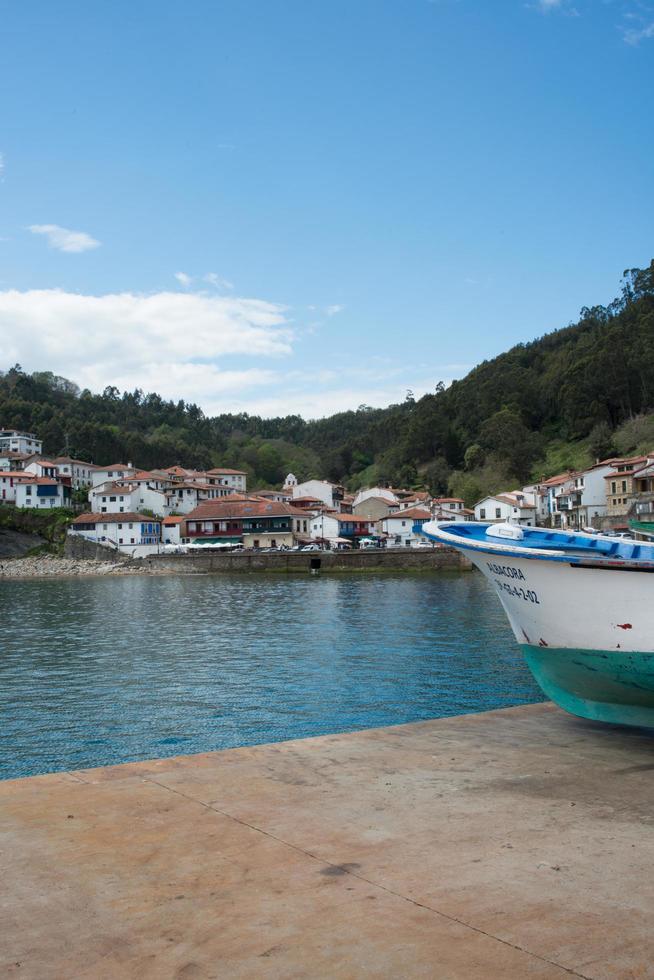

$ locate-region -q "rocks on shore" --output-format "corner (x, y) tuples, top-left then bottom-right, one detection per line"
(0, 556), (143, 579)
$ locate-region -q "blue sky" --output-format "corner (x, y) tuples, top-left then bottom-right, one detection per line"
(0, 0), (652, 418)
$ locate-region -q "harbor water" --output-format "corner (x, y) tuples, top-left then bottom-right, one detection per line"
(0, 572), (543, 779)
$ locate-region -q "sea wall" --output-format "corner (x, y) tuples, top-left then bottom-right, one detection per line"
(138, 546), (472, 575)
(64, 535), (131, 562)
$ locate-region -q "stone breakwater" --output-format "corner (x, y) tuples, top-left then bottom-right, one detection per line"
(0, 556), (148, 579)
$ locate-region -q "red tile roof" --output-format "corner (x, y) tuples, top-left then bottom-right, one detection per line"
(72, 512), (160, 525)
(187, 499), (306, 521)
(206, 467), (247, 476)
(384, 507), (432, 521)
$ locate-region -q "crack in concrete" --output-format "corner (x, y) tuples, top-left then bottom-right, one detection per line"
(142, 774), (592, 980)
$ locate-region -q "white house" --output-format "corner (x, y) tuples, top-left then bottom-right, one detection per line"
(474, 492), (536, 525)
(91, 463), (136, 488)
(162, 516), (186, 546)
(0, 451), (33, 471)
(164, 482), (228, 514)
(69, 512), (162, 556)
(206, 468), (247, 492)
(552, 463), (614, 529)
(432, 497), (465, 514)
(52, 457), (97, 489)
(0, 471), (30, 503)
(89, 481), (168, 517)
(380, 507), (432, 547)
(353, 487), (398, 508)
(15, 476), (72, 509)
(24, 459), (61, 480)
(294, 480), (344, 510)
(309, 512), (377, 546)
(0, 430), (42, 455)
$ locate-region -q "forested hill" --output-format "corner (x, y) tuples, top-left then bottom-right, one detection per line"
(1, 261), (653, 503)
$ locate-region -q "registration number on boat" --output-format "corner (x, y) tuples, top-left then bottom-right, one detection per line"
(494, 580), (540, 604)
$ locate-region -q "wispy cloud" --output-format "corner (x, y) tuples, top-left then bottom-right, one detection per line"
(204, 272), (234, 290)
(28, 224), (100, 253)
(622, 19), (654, 45)
(174, 270), (234, 290)
(326, 304), (344, 316)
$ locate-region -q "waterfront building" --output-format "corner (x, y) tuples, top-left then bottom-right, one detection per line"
(309, 512), (378, 546)
(69, 512), (161, 555)
(186, 498), (310, 548)
(0, 429), (42, 456)
(474, 492), (536, 526)
(162, 515), (186, 546)
(380, 507), (432, 547)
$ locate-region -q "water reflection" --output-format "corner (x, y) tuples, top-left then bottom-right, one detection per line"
(0, 572), (543, 778)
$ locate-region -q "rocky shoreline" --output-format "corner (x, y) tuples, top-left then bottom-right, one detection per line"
(0, 555), (166, 579)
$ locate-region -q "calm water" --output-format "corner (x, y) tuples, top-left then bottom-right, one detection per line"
(0, 572), (543, 779)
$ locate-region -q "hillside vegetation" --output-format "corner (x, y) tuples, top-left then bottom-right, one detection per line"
(1, 261), (653, 505)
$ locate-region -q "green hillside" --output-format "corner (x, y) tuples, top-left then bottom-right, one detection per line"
(1, 261), (653, 505)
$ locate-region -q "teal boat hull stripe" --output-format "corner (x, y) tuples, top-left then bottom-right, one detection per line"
(522, 645), (654, 727)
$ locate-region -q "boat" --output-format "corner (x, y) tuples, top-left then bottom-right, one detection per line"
(420, 520), (654, 727)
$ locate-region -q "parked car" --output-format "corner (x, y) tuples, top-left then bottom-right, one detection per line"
(300, 543), (321, 552)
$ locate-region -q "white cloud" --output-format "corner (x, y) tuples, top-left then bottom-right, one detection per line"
(28, 224), (100, 253)
(174, 271), (192, 287)
(204, 272), (234, 290)
(0, 288), (292, 408)
(326, 304), (344, 316)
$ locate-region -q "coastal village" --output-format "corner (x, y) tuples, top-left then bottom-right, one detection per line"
(2, 426), (653, 558)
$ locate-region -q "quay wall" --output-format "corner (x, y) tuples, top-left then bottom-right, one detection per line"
(64, 535), (131, 562)
(139, 546), (471, 575)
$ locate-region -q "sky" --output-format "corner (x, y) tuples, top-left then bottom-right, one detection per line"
(0, 0), (652, 419)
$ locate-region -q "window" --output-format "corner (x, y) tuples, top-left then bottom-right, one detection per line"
(611, 482), (616, 494)
(103, 524), (108, 531)
(119, 538), (123, 544)
(480, 508), (486, 519)
(118, 523), (123, 529)
(495, 508), (501, 518)
(130, 538), (135, 544)
(129, 523), (133, 529)
(622, 481), (627, 493)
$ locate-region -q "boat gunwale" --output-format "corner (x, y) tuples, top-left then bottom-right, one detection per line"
(421, 521), (654, 571)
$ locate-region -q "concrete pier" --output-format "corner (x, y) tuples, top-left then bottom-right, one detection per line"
(2, 703), (653, 978)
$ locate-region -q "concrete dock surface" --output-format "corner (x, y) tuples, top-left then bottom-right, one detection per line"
(2, 702), (654, 979)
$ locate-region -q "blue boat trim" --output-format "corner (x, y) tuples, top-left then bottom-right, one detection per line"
(522, 645), (654, 728)
(421, 521), (654, 570)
